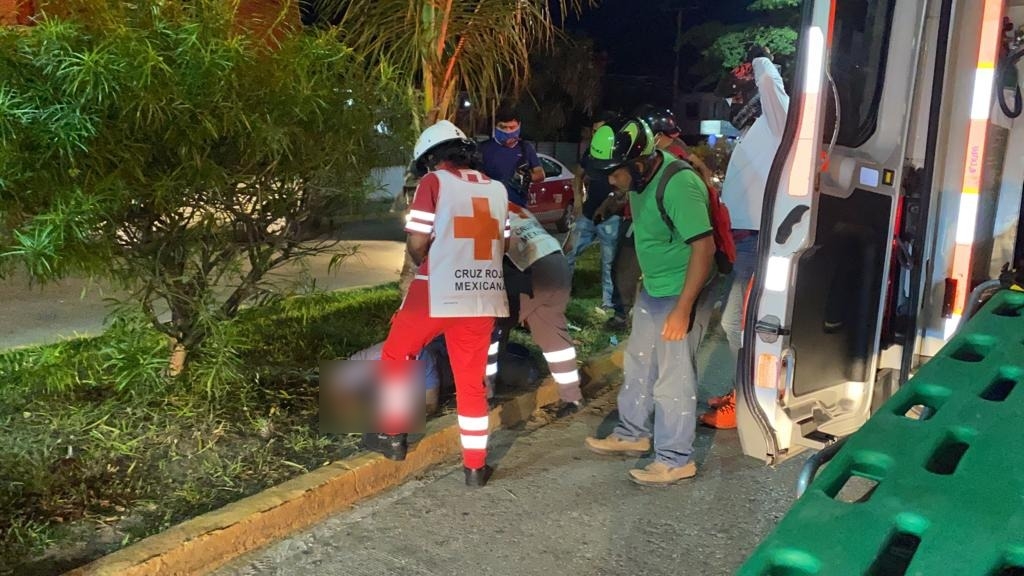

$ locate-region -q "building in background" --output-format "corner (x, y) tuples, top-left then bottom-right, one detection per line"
(674, 92), (733, 142)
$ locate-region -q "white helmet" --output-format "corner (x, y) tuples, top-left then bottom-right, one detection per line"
(413, 120), (473, 172)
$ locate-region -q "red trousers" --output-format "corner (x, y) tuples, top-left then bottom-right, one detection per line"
(381, 280), (494, 469)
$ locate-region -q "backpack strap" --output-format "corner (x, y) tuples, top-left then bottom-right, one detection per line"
(655, 159), (694, 240)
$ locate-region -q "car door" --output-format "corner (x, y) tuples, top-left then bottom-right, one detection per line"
(736, 0), (932, 464)
(531, 155), (575, 231)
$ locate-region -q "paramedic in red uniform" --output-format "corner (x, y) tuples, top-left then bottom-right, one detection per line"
(363, 120), (510, 488)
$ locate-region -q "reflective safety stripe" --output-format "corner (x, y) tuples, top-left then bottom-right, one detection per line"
(551, 370), (580, 385)
(414, 274), (429, 281)
(787, 25), (827, 197)
(543, 347), (576, 363)
(409, 209), (435, 223)
(948, 0), (1005, 336)
(460, 434), (488, 450)
(488, 341), (500, 355)
(458, 415), (490, 431)
(765, 256), (791, 292)
(485, 363), (498, 376)
(405, 221), (433, 234)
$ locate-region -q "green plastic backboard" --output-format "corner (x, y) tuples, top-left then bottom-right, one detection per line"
(739, 290), (1024, 576)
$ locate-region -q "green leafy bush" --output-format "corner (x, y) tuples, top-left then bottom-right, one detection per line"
(0, 1), (412, 372)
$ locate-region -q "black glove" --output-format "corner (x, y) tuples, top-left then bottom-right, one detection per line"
(746, 44), (772, 63)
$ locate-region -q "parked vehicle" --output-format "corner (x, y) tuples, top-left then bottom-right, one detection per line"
(402, 153), (576, 234)
(527, 154), (576, 233)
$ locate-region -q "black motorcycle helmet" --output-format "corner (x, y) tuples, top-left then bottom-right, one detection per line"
(633, 105), (681, 137)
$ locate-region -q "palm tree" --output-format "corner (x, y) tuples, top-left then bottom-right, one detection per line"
(313, 0), (593, 127)
(312, 0), (593, 294)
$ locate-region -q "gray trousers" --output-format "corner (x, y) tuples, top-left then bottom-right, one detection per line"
(487, 253), (582, 403)
(612, 287), (708, 467)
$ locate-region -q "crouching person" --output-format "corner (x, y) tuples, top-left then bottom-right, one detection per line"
(363, 120), (510, 488)
(583, 118), (715, 486)
(486, 203), (584, 417)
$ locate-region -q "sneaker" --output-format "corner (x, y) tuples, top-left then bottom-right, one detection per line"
(700, 396), (737, 430)
(707, 390), (735, 409)
(464, 464), (494, 487)
(555, 399), (584, 418)
(628, 461), (697, 486)
(584, 434), (651, 457)
(361, 433), (408, 461)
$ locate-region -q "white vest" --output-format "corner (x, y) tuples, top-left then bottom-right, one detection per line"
(506, 204), (563, 272)
(428, 169), (509, 318)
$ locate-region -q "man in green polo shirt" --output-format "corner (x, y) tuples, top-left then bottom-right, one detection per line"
(583, 117), (715, 486)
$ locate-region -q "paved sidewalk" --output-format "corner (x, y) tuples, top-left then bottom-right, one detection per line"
(0, 218), (408, 350)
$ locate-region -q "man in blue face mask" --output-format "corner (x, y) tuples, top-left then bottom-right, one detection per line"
(479, 106), (545, 208)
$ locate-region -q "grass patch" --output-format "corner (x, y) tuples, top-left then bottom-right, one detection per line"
(0, 250), (618, 574)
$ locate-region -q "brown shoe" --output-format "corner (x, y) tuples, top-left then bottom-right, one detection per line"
(584, 434), (651, 457)
(628, 461), (697, 486)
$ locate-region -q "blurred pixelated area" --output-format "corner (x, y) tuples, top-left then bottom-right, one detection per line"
(319, 360), (426, 434)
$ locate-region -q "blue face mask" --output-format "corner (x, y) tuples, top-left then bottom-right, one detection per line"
(494, 126), (522, 147)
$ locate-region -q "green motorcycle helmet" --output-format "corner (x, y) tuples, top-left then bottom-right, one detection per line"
(587, 118), (657, 173)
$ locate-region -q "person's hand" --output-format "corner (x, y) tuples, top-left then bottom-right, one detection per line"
(662, 304), (692, 341)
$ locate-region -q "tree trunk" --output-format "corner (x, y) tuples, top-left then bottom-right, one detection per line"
(399, 104), (444, 299)
(168, 341), (187, 377)
(398, 251), (417, 297)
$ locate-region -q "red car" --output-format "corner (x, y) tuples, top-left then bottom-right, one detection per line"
(526, 153), (576, 233)
(401, 153), (577, 233)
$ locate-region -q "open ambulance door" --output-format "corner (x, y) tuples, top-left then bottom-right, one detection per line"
(735, 0), (931, 464)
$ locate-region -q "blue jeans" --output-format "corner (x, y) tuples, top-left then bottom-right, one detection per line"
(721, 233), (759, 357)
(613, 288), (708, 467)
(694, 231), (759, 388)
(567, 215), (621, 308)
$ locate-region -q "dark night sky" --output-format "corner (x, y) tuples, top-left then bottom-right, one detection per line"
(560, 0), (754, 78)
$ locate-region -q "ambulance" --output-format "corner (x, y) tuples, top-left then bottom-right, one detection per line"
(737, 0), (1024, 464)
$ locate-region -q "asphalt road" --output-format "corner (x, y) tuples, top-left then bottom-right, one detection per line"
(211, 326), (807, 576)
(0, 218), (408, 350)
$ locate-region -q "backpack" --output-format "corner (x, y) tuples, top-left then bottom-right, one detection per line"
(655, 159), (737, 275)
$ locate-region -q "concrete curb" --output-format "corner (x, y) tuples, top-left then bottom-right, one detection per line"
(65, 346), (625, 576)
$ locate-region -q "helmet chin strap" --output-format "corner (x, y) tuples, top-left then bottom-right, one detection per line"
(630, 156), (659, 192)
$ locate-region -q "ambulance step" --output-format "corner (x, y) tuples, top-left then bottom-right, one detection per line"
(793, 428), (838, 451)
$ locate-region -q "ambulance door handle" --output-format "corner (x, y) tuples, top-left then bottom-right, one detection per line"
(775, 205), (811, 245)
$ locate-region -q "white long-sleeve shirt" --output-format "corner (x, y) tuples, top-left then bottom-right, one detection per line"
(720, 57), (790, 231)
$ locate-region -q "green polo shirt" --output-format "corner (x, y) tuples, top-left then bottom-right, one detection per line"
(629, 151), (712, 298)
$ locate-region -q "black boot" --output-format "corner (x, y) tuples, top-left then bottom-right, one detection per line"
(555, 399), (585, 419)
(464, 464), (494, 487)
(361, 433), (408, 461)
(605, 314), (628, 331)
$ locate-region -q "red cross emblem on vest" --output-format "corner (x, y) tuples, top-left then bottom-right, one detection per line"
(454, 197), (501, 260)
